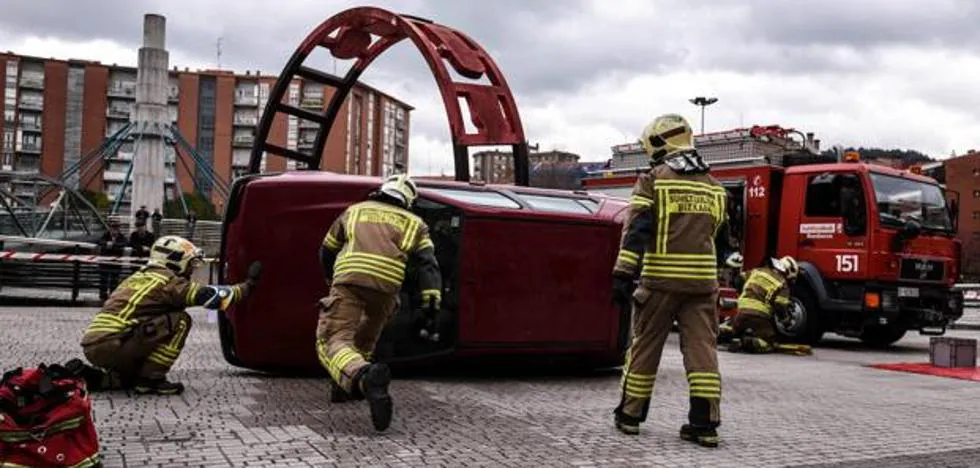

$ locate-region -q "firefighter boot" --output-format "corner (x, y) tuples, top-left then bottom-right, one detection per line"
(133, 377), (185, 396)
(614, 412), (641, 435)
(358, 363), (393, 431)
(743, 337), (773, 354)
(727, 338), (743, 353)
(680, 424), (720, 448)
(774, 343), (813, 356)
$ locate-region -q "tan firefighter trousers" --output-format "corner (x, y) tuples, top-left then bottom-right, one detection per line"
(616, 286), (722, 428)
(315, 284), (399, 393)
(82, 311), (193, 383)
(732, 310), (775, 342)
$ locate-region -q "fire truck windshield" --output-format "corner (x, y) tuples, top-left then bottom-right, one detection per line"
(869, 172), (952, 232)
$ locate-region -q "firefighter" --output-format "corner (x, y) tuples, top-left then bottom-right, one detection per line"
(611, 113), (741, 447)
(80, 235), (261, 395)
(725, 256), (810, 355)
(315, 174), (442, 432)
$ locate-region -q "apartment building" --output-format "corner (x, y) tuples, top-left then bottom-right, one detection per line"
(473, 149), (581, 184)
(0, 52), (412, 210)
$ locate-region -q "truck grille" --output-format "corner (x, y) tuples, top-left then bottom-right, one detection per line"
(899, 258), (945, 282)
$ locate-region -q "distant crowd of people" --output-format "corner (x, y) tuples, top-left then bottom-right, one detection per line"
(95, 205), (198, 299)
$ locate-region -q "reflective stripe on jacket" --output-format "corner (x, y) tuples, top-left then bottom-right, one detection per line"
(736, 266), (790, 316)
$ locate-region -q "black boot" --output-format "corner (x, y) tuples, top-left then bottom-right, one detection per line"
(614, 412), (641, 435)
(134, 377), (185, 396)
(357, 363), (393, 431)
(680, 424), (720, 448)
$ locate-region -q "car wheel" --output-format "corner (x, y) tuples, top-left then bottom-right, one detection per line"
(777, 286), (824, 345)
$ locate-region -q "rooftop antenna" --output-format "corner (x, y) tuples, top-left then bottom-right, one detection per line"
(216, 36), (223, 70)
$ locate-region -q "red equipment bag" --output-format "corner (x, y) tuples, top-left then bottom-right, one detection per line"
(0, 362), (101, 467)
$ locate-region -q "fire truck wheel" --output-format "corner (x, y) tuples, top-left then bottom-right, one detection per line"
(859, 325), (907, 348)
(777, 286), (824, 345)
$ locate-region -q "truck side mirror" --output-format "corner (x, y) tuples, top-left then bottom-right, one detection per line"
(890, 219), (922, 251)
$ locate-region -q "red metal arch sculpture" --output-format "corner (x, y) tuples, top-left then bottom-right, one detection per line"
(248, 6), (530, 185)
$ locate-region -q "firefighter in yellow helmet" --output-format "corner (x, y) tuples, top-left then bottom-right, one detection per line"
(725, 256), (811, 355)
(316, 173), (442, 432)
(80, 235), (261, 395)
(610, 113), (740, 447)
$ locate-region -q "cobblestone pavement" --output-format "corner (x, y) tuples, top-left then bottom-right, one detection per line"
(2, 307), (980, 467)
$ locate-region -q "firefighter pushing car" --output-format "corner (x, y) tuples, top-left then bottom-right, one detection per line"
(315, 174), (442, 432)
(611, 114), (741, 447)
(80, 235), (262, 395)
(719, 256), (812, 356)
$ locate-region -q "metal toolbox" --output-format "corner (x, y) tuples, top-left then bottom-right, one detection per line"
(930, 337), (977, 368)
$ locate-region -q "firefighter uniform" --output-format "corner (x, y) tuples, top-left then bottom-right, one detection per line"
(611, 114), (739, 447)
(725, 257), (810, 355)
(316, 174), (442, 432)
(80, 235), (261, 395)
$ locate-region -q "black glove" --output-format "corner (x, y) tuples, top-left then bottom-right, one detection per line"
(419, 301), (441, 342)
(612, 275), (636, 312)
(246, 261), (262, 286)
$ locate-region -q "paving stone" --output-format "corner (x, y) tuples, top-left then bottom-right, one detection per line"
(2, 305), (980, 467)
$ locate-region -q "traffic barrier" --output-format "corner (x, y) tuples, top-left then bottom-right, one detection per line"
(0, 250), (218, 267)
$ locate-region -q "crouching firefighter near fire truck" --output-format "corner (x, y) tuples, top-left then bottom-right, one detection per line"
(720, 256), (812, 356)
(316, 173), (442, 432)
(80, 235), (262, 395)
(610, 114), (741, 447)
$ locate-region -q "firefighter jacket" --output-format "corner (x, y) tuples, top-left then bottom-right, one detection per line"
(613, 164), (736, 294)
(320, 200), (442, 308)
(80, 265), (251, 346)
(736, 266), (790, 317)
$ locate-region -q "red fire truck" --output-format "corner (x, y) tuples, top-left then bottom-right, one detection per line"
(584, 135), (964, 347)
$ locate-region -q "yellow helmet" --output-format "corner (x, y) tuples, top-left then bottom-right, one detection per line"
(379, 174), (419, 207)
(772, 255), (800, 280)
(148, 235), (204, 276)
(640, 114), (696, 164)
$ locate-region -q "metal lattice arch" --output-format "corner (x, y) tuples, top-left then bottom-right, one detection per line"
(0, 171), (110, 247)
(249, 6), (531, 185)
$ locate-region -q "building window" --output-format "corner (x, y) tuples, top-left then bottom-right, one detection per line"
(974, 190), (980, 199)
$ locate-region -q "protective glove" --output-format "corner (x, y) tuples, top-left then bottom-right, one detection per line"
(612, 274), (636, 312)
(418, 301), (441, 342)
(725, 252), (743, 269)
(246, 261), (262, 286)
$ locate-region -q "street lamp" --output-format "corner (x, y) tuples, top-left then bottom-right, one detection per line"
(688, 96), (718, 134)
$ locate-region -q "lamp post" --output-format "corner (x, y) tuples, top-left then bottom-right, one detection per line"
(688, 96), (718, 134)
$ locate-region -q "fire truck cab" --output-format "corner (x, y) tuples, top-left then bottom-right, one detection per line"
(584, 129), (963, 347)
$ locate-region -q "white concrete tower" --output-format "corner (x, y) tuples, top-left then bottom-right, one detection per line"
(130, 13), (169, 223)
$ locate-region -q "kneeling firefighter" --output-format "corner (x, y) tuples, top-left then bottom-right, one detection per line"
(721, 256), (811, 355)
(80, 235), (262, 395)
(316, 174), (442, 432)
(610, 114), (741, 447)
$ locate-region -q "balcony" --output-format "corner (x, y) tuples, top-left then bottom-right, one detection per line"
(17, 143), (41, 154)
(107, 107), (131, 119)
(300, 97), (323, 109)
(19, 77), (44, 89)
(18, 121), (41, 132)
(235, 95), (258, 106)
(233, 136), (255, 147)
(17, 100), (42, 111)
(233, 117), (257, 127)
(108, 84), (136, 98)
(298, 139), (315, 150)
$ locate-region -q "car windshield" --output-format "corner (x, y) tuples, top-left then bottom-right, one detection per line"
(869, 172), (952, 232)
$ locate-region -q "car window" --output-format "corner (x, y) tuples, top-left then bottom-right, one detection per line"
(577, 199), (600, 212)
(588, 186), (633, 199)
(425, 188), (521, 209)
(517, 193), (595, 214)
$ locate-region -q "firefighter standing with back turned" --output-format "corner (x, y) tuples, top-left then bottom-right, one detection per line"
(316, 174), (442, 432)
(611, 114), (741, 447)
(80, 235), (262, 395)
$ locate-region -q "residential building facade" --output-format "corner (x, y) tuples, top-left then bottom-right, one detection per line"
(0, 52), (412, 211)
(473, 149), (580, 184)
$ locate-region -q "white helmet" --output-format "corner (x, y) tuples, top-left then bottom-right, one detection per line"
(771, 256), (800, 280)
(379, 174), (419, 207)
(148, 235), (205, 277)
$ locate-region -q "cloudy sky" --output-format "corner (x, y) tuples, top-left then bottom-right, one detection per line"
(2, 0), (979, 174)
